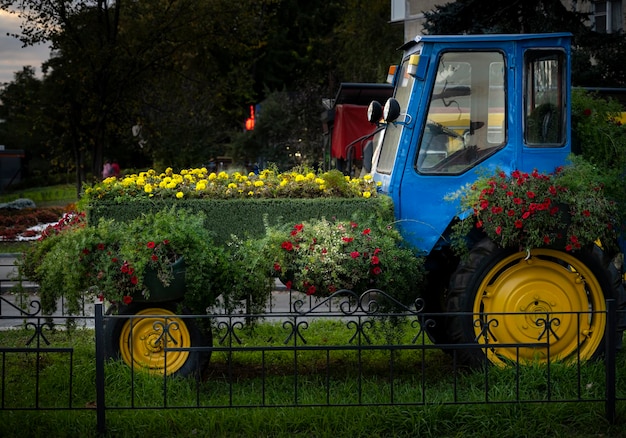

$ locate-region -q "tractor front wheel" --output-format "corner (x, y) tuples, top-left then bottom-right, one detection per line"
(446, 238), (622, 367)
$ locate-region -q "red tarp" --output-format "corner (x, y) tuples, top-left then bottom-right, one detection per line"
(331, 104), (377, 160)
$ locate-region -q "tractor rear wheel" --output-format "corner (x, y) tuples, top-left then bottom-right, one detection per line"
(104, 304), (211, 377)
(446, 238), (622, 367)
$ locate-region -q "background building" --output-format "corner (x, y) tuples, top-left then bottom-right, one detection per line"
(392, 0), (625, 41)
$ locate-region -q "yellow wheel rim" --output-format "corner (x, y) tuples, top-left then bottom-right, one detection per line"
(473, 249), (606, 365)
(119, 308), (191, 375)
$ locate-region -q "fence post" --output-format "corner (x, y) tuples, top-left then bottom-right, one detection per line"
(605, 298), (616, 424)
(95, 303), (106, 434)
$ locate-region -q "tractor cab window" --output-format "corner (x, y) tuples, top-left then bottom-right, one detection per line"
(416, 51), (506, 174)
(524, 50), (566, 146)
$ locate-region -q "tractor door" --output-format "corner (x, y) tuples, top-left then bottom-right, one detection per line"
(395, 48), (510, 253)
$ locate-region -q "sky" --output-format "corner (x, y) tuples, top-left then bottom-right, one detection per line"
(0, 10), (50, 85)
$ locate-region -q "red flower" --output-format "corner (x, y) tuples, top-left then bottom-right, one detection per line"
(372, 266), (382, 275)
(163, 239), (170, 245)
(147, 241), (155, 249)
(151, 254), (158, 262)
(281, 241), (293, 251)
(515, 220), (523, 229)
(543, 235), (551, 244)
(350, 251), (360, 259)
(294, 223), (304, 232)
(350, 222), (358, 229)
(130, 275), (138, 285)
(582, 210), (591, 217)
(273, 263), (281, 272)
(362, 228), (371, 235)
(97, 243), (105, 251)
(371, 255), (380, 265)
(526, 191), (535, 199)
(307, 285), (316, 295)
(495, 226), (502, 235)
(373, 248), (381, 255)
(82, 248), (90, 255)
(342, 237), (354, 243)
(285, 280), (293, 290)
(583, 108), (592, 116)
(122, 295), (133, 305)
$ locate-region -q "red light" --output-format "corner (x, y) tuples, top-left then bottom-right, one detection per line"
(245, 105), (255, 131)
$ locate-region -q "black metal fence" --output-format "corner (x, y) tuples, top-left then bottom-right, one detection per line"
(0, 286), (624, 435)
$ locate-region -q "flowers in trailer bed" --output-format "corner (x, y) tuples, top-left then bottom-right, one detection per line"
(83, 167), (380, 202)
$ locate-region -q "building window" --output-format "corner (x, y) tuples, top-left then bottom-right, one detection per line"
(594, 1), (623, 33)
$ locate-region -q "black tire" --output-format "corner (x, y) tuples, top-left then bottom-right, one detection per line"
(103, 303), (211, 377)
(421, 249), (456, 344)
(446, 238), (622, 367)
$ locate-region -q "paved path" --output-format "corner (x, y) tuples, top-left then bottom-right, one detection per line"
(0, 253), (318, 329)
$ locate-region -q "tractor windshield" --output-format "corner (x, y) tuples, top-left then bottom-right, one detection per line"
(375, 60), (416, 174)
(416, 51), (506, 174)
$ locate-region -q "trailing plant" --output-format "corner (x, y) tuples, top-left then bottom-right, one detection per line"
(19, 207), (232, 315)
(451, 164), (619, 255)
(266, 216), (425, 306)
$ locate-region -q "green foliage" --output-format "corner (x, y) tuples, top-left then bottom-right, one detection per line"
(571, 90), (626, 226)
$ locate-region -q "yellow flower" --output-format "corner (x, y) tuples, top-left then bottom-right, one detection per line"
(248, 191), (254, 196)
(295, 174), (305, 182)
(254, 181), (264, 187)
(144, 184), (153, 193)
(363, 174), (373, 181)
(196, 182), (206, 191)
(176, 191), (184, 199)
(228, 183), (237, 189)
(362, 191), (371, 199)
(209, 173), (217, 180)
